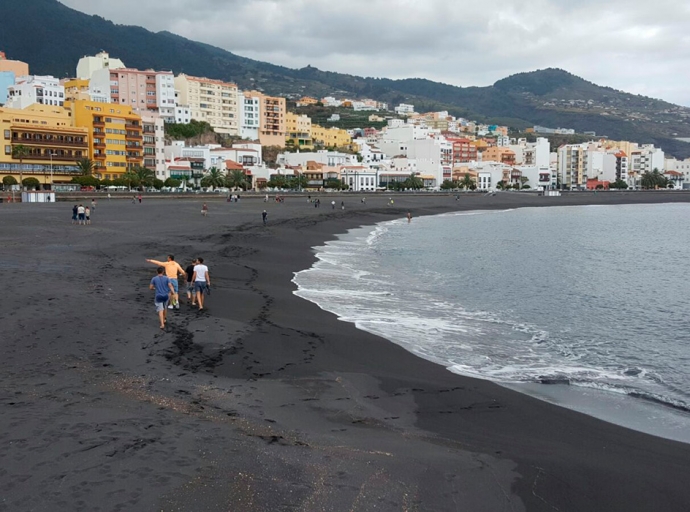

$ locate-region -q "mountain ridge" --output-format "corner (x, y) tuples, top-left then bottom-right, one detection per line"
(2, 0), (690, 157)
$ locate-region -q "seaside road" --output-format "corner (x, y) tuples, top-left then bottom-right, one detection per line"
(2, 193), (690, 511)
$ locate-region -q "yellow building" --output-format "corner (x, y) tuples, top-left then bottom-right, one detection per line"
(66, 100), (143, 179)
(63, 78), (91, 102)
(174, 74), (239, 135)
(1, 104), (89, 186)
(285, 112), (313, 149)
(296, 96), (318, 107)
(311, 124), (351, 148)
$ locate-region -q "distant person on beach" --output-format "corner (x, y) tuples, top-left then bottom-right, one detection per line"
(341, 201), (344, 210)
(77, 204), (85, 225)
(145, 255), (186, 310)
(185, 258), (198, 306)
(72, 204), (78, 224)
(107, 193), (111, 201)
(331, 200), (335, 209)
(138, 194), (142, 204)
(192, 258), (211, 311)
(264, 194), (268, 203)
(150, 266), (174, 330)
(361, 197), (366, 204)
(132, 195), (136, 204)
(262, 210), (267, 226)
(407, 211), (412, 223)
(91, 199), (96, 210)
(201, 203), (208, 217)
(85, 206), (91, 225)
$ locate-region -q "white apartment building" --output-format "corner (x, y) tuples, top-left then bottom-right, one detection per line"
(141, 112), (166, 178)
(238, 91), (261, 140)
(509, 138), (551, 168)
(278, 151), (357, 168)
(174, 74), (239, 135)
(164, 142), (220, 170)
(394, 103), (415, 115)
(156, 73), (176, 122)
(76, 51), (126, 80)
(665, 157), (690, 188)
(6, 75), (64, 109)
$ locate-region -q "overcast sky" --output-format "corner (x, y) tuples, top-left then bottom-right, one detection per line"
(60, 0), (690, 106)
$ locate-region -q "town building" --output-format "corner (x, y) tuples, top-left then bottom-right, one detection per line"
(76, 51), (125, 80)
(0, 52), (29, 106)
(238, 91), (261, 141)
(0, 104), (88, 185)
(174, 74), (239, 135)
(140, 112), (166, 178)
(66, 100), (143, 179)
(285, 112), (313, 149)
(6, 75), (65, 109)
(90, 68), (176, 119)
(258, 93), (286, 146)
(311, 124), (351, 148)
(62, 78), (109, 104)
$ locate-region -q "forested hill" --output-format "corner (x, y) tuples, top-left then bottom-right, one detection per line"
(2, 0), (690, 157)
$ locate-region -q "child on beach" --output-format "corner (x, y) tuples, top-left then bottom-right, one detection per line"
(85, 206), (91, 225)
(150, 267), (175, 330)
(201, 203), (208, 216)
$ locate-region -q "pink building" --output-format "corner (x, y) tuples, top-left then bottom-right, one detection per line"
(91, 68), (176, 118)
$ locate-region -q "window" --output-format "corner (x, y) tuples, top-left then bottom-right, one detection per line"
(4, 145), (10, 155)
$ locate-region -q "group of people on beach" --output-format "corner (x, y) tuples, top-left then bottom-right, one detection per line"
(147, 255), (211, 329)
(71, 203), (92, 225)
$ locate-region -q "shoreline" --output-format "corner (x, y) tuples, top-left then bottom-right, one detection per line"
(292, 205), (690, 445)
(3, 192), (690, 510)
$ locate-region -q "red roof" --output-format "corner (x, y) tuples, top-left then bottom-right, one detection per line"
(665, 170), (682, 176)
(225, 160), (244, 170)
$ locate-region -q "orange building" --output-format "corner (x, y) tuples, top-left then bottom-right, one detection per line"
(482, 147), (516, 165)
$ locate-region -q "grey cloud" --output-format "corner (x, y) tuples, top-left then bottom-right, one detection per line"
(60, 0), (690, 105)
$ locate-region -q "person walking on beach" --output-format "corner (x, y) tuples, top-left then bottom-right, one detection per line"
(132, 195), (136, 204)
(77, 204), (86, 225)
(262, 210), (268, 226)
(407, 211), (412, 223)
(192, 258), (211, 311)
(150, 266), (175, 330)
(145, 255), (186, 310)
(264, 194), (268, 203)
(341, 201), (345, 210)
(85, 206), (91, 225)
(331, 200), (335, 209)
(184, 258), (198, 306)
(138, 194), (142, 204)
(72, 204), (78, 224)
(91, 198), (96, 211)
(201, 203), (208, 217)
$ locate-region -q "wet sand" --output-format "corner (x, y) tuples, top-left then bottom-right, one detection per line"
(2, 191), (690, 511)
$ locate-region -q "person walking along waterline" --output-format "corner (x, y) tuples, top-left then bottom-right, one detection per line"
(262, 210), (267, 226)
(192, 258), (211, 311)
(145, 255), (186, 310)
(150, 266), (174, 330)
(201, 203), (208, 217)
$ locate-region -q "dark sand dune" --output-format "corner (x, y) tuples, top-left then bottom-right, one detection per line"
(2, 191), (690, 511)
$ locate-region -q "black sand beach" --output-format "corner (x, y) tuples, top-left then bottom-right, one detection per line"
(2, 191), (690, 511)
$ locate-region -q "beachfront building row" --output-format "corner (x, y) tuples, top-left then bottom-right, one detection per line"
(285, 112), (352, 150)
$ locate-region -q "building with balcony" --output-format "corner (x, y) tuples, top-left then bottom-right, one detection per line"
(285, 112), (313, 149)
(0, 104), (88, 185)
(311, 124), (351, 149)
(258, 94), (286, 147)
(238, 91), (261, 141)
(66, 100), (143, 179)
(62, 78), (109, 104)
(141, 112), (166, 178)
(174, 74), (239, 135)
(6, 75), (65, 109)
(90, 68), (175, 116)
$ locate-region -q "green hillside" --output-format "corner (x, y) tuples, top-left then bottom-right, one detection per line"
(2, 0), (690, 157)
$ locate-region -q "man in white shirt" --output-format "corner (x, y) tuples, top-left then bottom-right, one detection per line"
(191, 257), (211, 310)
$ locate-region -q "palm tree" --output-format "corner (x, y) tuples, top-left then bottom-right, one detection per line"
(76, 157), (96, 176)
(225, 169), (248, 190)
(133, 165), (155, 188)
(201, 166), (226, 190)
(11, 144), (30, 190)
(460, 173), (475, 190)
(404, 172), (423, 190)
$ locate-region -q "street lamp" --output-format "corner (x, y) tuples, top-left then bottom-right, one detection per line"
(49, 150), (54, 189)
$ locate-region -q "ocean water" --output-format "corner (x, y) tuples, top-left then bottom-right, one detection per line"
(293, 203), (690, 442)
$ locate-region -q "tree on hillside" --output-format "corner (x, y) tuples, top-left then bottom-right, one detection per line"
(11, 144), (30, 190)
